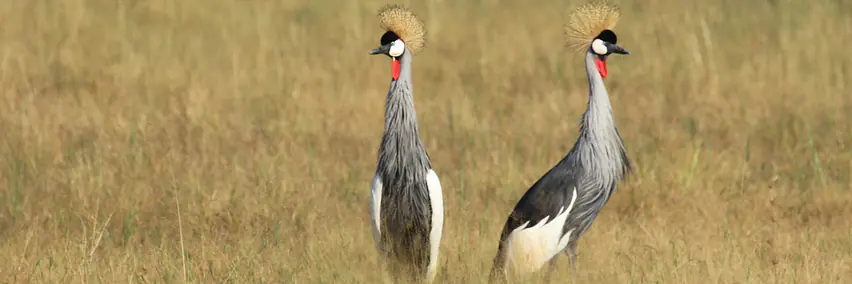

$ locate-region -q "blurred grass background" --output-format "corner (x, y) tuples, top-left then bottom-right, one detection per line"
(0, 0), (851, 282)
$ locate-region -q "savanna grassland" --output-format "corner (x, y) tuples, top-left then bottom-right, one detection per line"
(1, 0), (851, 283)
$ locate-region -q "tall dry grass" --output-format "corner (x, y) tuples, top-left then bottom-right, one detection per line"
(0, 0), (851, 283)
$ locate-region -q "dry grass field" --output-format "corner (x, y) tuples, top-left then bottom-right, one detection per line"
(1, 0), (851, 283)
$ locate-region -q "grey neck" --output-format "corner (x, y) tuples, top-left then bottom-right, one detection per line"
(377, 49), (431, 186)
(566, 50), (630, 183)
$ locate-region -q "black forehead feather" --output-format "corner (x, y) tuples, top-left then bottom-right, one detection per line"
(595, 29), (618, 44)
(380, 31), (400, 46)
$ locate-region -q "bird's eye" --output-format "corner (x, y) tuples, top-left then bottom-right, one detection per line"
(591, 39), (608, 55)
(389, 39), (405, 57)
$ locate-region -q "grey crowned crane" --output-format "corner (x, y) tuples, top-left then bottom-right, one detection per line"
(367, 5), (444, 283)
(490, 3), (631, 282)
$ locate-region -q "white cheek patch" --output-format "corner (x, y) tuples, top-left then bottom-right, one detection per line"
(591, 39), (608, 55)
(389, 39), (405, 57)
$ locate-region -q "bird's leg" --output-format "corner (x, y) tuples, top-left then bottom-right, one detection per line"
(567, 251), (578, 273)
(566, 242), (579, 283)
(567, 252), (578, 283)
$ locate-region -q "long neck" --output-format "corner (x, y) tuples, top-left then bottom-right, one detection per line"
(377, 50), (431, 183)
(566, 51), (630, 182)
(583, 51), (616, 138)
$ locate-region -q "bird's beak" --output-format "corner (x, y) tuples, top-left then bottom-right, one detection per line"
(369, 43), (392, 55)
(607, 43), (630, 55)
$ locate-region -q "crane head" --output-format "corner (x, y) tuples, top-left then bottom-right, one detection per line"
(370, 31), (406, 58)
(370, 5), (426, 81)
(371, 4), (426, 55)
(590, 29), (629, 79)
(591, 30), (629, 56)
(370, 31), (406, 81)
(564, 3), (628, 79)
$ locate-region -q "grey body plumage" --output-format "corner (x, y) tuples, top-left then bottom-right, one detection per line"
(375, 50), (434, 277)
(490, 46), (631, 281)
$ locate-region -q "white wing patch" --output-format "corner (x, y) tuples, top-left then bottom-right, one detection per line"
(425, 169), (444, 282)
(370, 173), (383, 251)
(502, 187), (579, 275)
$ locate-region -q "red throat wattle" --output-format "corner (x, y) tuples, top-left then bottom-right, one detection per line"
(595, 57), (608, 79)
(391, 59), (401, 80)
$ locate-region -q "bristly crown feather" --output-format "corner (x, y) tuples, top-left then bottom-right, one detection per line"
(565, 2), (621, 52)
(377, 4), (427, 54)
